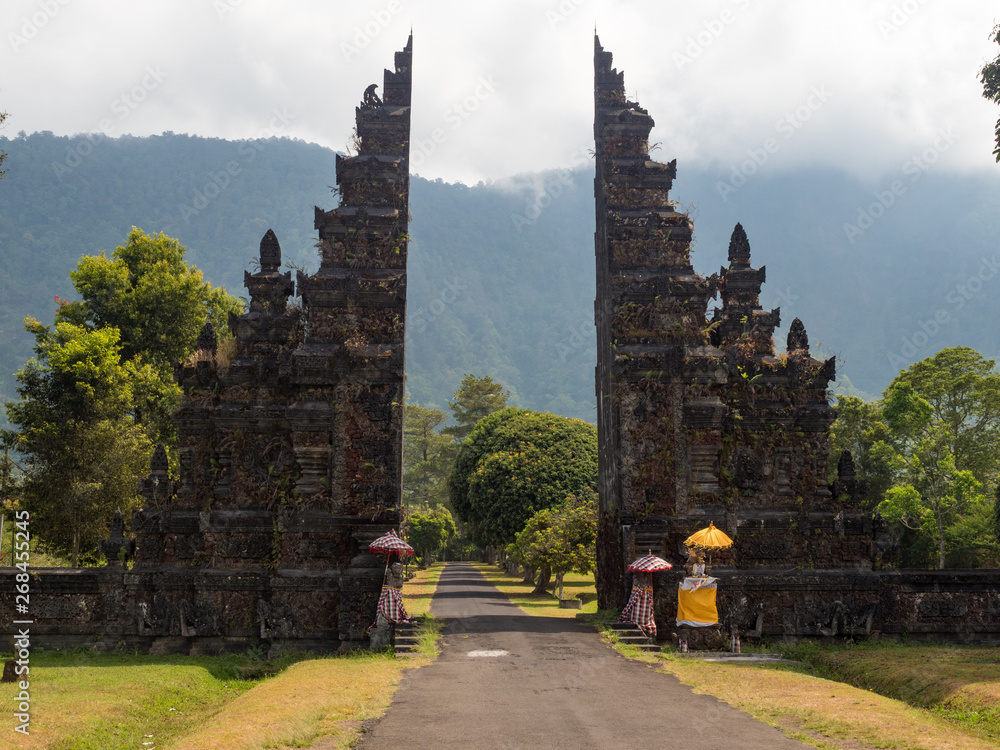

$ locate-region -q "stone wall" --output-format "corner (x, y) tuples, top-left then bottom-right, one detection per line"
(0, 36), (413, 655)
(593, 34), (1000, 640)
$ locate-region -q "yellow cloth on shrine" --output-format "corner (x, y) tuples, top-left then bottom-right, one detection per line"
(676, 581), (718, 627)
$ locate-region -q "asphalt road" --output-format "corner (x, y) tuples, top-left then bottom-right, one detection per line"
(356, 562), (809, 750)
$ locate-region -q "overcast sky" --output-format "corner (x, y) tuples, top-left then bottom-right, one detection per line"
(3, 0), (998, 185)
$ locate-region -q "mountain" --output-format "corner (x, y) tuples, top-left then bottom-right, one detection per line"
(1, 131), (999, 428)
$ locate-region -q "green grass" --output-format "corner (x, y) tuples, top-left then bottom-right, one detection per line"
(469, 562), (599, 618)
(0, 563), (447, 749)
(0, 512), (73, 568)
(781, 639), (1000, 744)
(401, 561), (446, 618)
(0, 649), (269, 749)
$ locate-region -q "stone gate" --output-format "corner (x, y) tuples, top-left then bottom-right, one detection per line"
(593, 35), (1000, 642)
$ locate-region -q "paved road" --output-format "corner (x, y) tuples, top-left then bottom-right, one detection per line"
(356, 562), (809, 750)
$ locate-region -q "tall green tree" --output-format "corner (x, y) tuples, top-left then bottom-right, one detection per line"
(450, 408), (597, 548)
(405, 505), (456, 565)
(981, 23), (1000, 162)
(507, 492), (597, 600)
(402, 404), (455, 510)
(886, 346), (1000, 482)
(443, 374), (509, 441)
(3, 321), (152, 565)
(876, 357), (1000, 568)
(55, 227), (243, 447)
(828, 394), (894, 507)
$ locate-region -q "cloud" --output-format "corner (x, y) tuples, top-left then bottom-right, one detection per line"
(2, 0), (997, 185)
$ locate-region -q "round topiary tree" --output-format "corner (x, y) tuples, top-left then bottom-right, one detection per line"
(449, 408), (597, 549)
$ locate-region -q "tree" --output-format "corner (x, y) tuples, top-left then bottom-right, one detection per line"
(405, 505), (456, 565)
(887, 347), (1000, 482)
(828, 394), (894, 508)
(981, 23), (1000, 162)
(0, 442), (21, 563)
(449, 408), (597, 549)
(3, 321), (152, 565)
(508, 492), (597, 599)
(993, 483), (1000, 552)
(0, 110), (8, 179)
(55, 227), (243, 447)
(402, 404), (455, 510)
(868, 348), (1000, 568)
(443, 374), (509, 441)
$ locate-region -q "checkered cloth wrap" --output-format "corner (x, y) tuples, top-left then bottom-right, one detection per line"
(619, 584), (656, 637)
(375, 585), (410, 625)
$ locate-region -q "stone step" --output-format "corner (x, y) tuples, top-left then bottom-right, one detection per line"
(393, 617), (425, 657)
(609, 623), (660, 651)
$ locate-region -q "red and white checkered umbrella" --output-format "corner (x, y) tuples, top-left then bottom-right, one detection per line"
(368, 529), (415, 556)
(627, 554), (672, 572)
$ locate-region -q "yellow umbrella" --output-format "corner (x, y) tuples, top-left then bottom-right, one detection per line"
(684, 522), (733, 551)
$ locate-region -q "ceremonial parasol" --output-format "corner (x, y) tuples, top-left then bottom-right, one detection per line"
(627, 553), (673, 572)
(368, 529), (414, 556)
(683, 522), (733, 572)
(683, 522), (733, 550)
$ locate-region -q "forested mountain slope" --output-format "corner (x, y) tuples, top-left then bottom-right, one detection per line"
(2, 131), (999, 425)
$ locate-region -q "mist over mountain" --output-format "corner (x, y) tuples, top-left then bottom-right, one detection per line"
(1, 131), (998, 426)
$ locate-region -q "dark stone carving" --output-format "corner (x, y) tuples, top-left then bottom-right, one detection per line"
(731, 447), (764, 494)
(150, 444), (169, 474)
(362, 83), (383, 109)
(196, 321), (217, 353)
(99, 509), (133, 567)
(118, 36), (413, 653)
(919, 599), (968, 618)
(786, 318), (809, 354)
(728, 222), (752, 268)
(739, 536), (791, 560)
(838, 450), (855, 480)
(831, 450), (867, 505)
(259, 228), (281, 271)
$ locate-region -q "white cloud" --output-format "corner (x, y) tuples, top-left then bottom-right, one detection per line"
(1, 0), (997, 184)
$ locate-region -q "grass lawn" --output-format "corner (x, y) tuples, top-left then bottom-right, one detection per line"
(0, 563), (444, 750)
(648, 649), (1000, 750)
(469, 562), (599, 618)
(478, 562), (1000, 750)
(0, 513), (72, 567)
(787, 640), (1000, 744)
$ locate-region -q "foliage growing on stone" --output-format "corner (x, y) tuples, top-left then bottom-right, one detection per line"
(449, 408), (597, 548)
